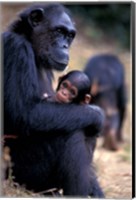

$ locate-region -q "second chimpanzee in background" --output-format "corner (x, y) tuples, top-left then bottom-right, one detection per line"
(84, 54), (127, 151)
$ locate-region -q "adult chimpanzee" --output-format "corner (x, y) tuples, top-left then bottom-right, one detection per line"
(3, 3), (104, 197)
(84, 54), (127, 151)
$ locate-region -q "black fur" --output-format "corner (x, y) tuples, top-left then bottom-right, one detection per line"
(3, 4), (104, 197)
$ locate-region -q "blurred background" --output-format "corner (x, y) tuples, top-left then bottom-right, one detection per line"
(1, 2), (132, 198)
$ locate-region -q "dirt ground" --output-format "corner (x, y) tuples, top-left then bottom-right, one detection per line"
(1, 3), (132, 199)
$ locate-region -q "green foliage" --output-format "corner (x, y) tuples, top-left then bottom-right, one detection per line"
(66, 3), (131, 49)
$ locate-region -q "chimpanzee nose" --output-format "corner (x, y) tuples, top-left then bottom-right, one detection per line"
(62, 89), (68, 96)
(63, 43), (69, 48)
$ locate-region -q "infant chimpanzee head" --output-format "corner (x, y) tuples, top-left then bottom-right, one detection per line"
(56, 70), (92, 104)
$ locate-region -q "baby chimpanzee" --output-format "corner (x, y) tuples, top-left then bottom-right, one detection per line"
(43, 70), (92, 105)
(42, 70), (101, 174)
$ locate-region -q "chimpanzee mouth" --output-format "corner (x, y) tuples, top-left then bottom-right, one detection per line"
(56, 93), (70, 103)
(50, 57), (68, 71)
(51, 57), (68, 66)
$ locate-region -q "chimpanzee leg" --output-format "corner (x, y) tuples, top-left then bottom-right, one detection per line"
(103, 129), (119, 151)
(85, 136), (97, 162)
(59, 131), (91, 196)
(117, 130), (123, 142)
(58, 131), (104, 197)
(85, 137), (105, 198)
(89, 167), (105, 198)
(4, 136), (59, 192)
(103, 113), (120, 151)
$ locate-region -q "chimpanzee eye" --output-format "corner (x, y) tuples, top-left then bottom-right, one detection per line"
(62, 82), (68, 88)
(71, 90), (75, 95)
(68, 32), (75, 39)
(56, 28), (62, 33)
(70, 88), (77, 97)
(55, 27), (65, 35)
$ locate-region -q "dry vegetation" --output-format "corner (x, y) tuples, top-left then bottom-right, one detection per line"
(1, 3), (132, 198)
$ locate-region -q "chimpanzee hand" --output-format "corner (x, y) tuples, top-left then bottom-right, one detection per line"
(85, 105), (105, 137)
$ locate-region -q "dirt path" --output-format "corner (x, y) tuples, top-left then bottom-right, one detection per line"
(94, 138), (132, 198)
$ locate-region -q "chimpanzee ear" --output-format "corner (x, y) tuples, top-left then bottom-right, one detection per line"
(28, 8), (44, 27)
(84, 94), (91, 104)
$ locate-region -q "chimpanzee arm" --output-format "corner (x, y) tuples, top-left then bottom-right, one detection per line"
(4, 32), (104, 135)
(28, 102), (104, 133)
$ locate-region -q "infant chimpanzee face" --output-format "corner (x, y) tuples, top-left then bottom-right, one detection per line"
(56, 80), (78, 103)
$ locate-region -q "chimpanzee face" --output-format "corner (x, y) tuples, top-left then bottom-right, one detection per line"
(29, 8), (76, 71)
(56, 80), (78, 103)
